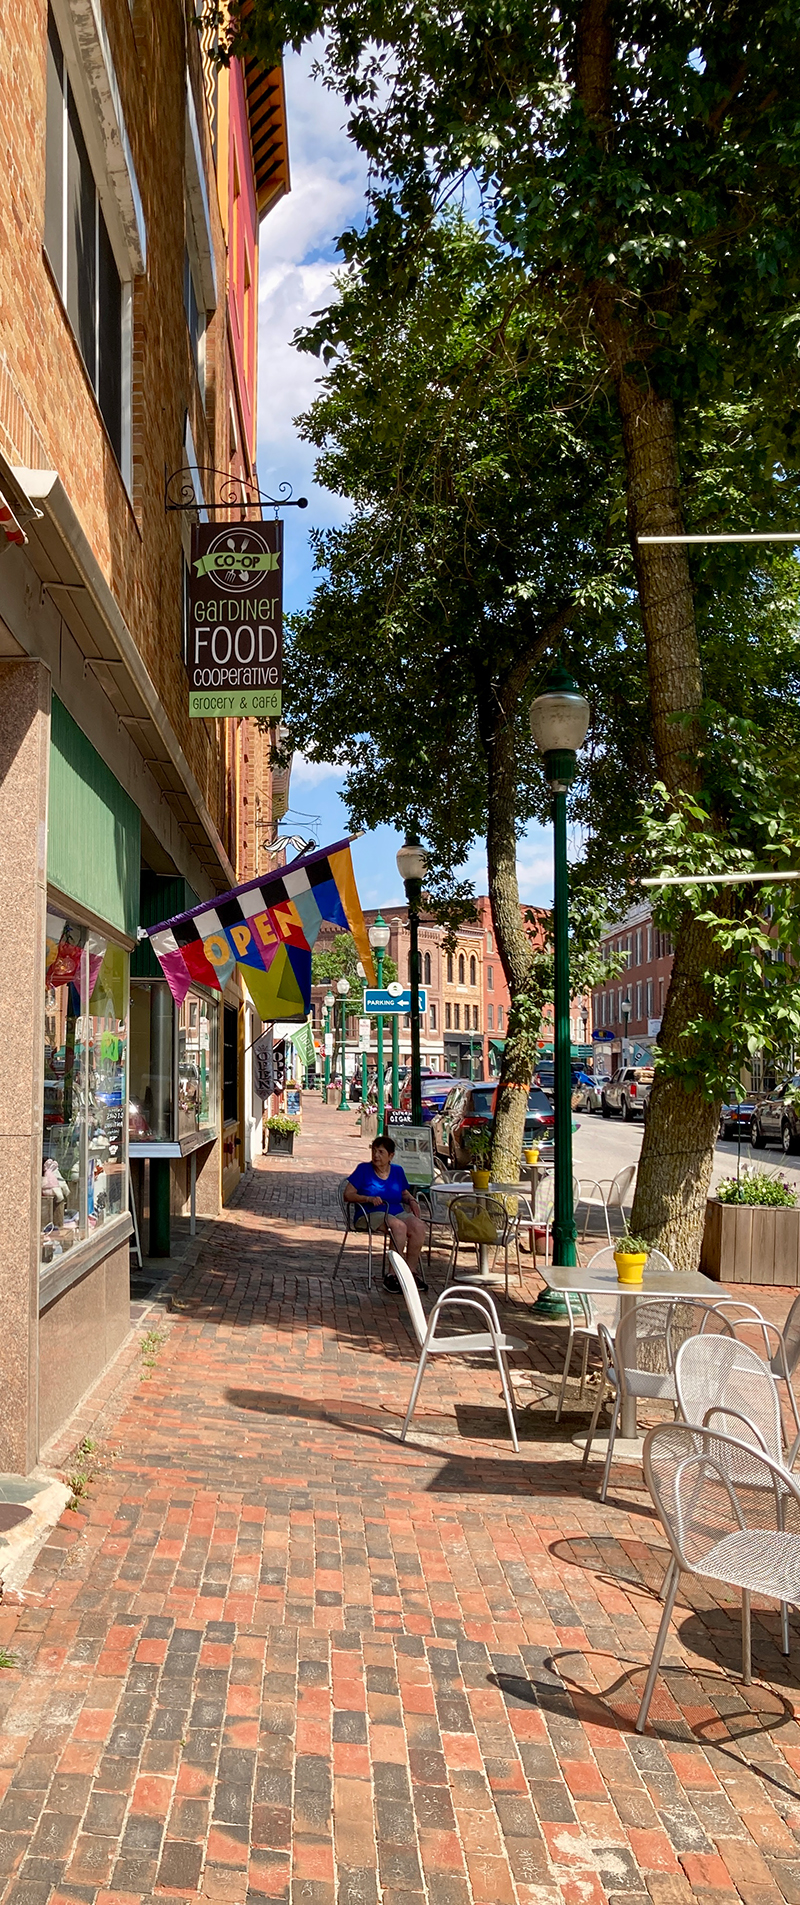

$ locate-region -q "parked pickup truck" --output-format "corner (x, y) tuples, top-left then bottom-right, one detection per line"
(601, 1065), (654, 1121)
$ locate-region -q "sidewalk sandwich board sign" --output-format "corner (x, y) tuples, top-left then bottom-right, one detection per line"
(387, 1121), (435, 1187)
(188, 520), (282, 719)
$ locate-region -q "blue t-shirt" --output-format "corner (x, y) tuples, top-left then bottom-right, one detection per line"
(349, 1161), (409, 1216)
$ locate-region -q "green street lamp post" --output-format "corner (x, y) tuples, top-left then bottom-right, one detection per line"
(356, 961), (369, 1104)
(391, 1011), (399, 1113)
(336, 977), (350, 1111)
(368, 915), (390, 1132)
(530, 664), (590, 1267)
(397, 838), (427, 1126)
(323, 990), (334, 1098)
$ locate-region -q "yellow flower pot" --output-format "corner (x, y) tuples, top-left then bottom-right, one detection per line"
(524, 1147), (540, 1165)
(472, 1169), (491, 1192)
(614, 1251), (647, 1285)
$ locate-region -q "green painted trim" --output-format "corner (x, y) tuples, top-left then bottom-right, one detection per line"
(47, 698), (140, 937)
(131, 873), (199, 977)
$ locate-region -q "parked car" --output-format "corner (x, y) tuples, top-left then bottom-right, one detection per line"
(750, 1077), (800, 1154)
(431, 1081), (555, 1166)
(601, 1066), (654, 1121)
(535, 1061), (591, 1105)
(398, 1073), (470, 1124)
(718, 1096), (757, 1140)
(580, 1073), (610, 1114)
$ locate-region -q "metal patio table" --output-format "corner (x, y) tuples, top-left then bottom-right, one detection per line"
(538, 1259), (720, 1439)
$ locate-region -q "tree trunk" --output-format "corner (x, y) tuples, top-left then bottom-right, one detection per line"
(573, 1), (725, 1269)
(631, 913), (723, 1269)
(481, 690), (542, 1183)
(613, 372), (728, 1263)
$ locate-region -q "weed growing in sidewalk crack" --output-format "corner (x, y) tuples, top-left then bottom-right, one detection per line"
(140, 1326), (166, 1378)
(66, 1436), (97, 1512)
(0, 1649), (17, 1669)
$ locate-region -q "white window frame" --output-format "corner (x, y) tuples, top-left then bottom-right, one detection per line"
(47, 0), (144, 492)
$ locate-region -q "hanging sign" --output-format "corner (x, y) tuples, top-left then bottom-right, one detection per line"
(187, 520), (283, 718)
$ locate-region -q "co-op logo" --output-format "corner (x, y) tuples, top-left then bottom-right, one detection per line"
(193, 528), (280, 592)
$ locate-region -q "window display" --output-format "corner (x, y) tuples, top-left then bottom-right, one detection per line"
(178, 989), (217, 1135)
(129, 979), (218, 1143)
(42, 912), (128, 1271)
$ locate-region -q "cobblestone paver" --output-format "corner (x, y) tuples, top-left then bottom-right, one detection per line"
(1, 1097), (800, 1905)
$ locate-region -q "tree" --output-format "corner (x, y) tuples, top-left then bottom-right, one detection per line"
(311, 932), (397, 987)
(282, 223), (626, 1174)
(237, 0), (800, 1265)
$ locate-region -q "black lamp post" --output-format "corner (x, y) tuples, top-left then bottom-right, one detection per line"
(621, 996), (632, 1065)
(530, 664), (590, 1267)
(396, 837), (427, 1126)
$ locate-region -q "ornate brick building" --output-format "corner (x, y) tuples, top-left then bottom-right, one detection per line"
(0, 0), (290, 1468)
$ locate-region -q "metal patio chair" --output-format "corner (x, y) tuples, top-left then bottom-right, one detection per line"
(574, 1164), (636, 1245)
(581, 1273), (732, 1501)
(675, 1333), (800, 1654)
(444, 1193), (508, 1288)
(637, 1422), (800, 1732)
(699, 1296), (800, 1442)
(675, 1333), (800, 1473)
(554, 1245), (621, 1426)
(332, 1178), (389, 1291)
(389, 1250), (528, 1453)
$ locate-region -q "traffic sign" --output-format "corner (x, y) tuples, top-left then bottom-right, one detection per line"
(364, 988), (427, 1015)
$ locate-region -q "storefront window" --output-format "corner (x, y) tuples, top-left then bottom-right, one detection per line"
(130, 980), (173, 1140)
(42, 912), (128, 1271)
(129, 981), (219, 1142)
(178, 989), (218, 1135)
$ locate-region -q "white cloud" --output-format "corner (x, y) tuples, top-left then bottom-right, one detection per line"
(291, 752), (350, 788)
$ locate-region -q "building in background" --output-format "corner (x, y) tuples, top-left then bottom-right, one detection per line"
(442, 921), (484, 1077)
(591, 903), (674, 1069)
(0, 0), (289, 1469)
(477, 897), (593, 1075)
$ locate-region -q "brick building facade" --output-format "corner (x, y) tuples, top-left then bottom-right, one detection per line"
(0, 0), (290, 1469)
(476, 895), (593, 1074)
(591, 902), (674, 1069)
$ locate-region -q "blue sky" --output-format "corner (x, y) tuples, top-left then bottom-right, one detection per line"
(255, 48), (555, 914)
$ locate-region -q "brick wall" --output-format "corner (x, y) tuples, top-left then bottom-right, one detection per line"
(0, 0), (277, 861)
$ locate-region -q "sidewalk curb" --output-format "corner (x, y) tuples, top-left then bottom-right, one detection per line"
(0, 1471), (71, 1594)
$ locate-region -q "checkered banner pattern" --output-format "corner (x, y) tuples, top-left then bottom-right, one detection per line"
(146, 839), (375, 1021)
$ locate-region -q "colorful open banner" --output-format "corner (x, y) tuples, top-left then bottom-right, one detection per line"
(146, 839), (375, 1019)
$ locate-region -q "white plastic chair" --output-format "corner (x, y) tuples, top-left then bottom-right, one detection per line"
(388, 1250), (528, 1452)
(332, 1179), (388, 1290)
(637, 1422), (800, 1732)
(574, 1164), (636, 1244)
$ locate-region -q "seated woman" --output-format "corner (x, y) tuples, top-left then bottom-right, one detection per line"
(345, 1135), (428, 1293)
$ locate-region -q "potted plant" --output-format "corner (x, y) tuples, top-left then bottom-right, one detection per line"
(265, 1115), (300, 1155)
(613, 1232), (649, 1284)
(466, 1127), (493, 1191)
(701, 1168), (799, 1284)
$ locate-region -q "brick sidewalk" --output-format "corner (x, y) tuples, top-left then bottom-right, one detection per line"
(1, 1096), (800, 1905)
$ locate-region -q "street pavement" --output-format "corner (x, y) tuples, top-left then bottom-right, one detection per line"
(0, 1095), (799, 1905)
(573, 1108), (800, 1198)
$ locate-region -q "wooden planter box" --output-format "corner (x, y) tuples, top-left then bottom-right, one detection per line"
(701, 1196), (800, 1285)
(267, 1130), (296, 1155)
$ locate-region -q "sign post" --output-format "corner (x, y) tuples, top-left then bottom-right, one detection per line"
(187, 520), (283, 719)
